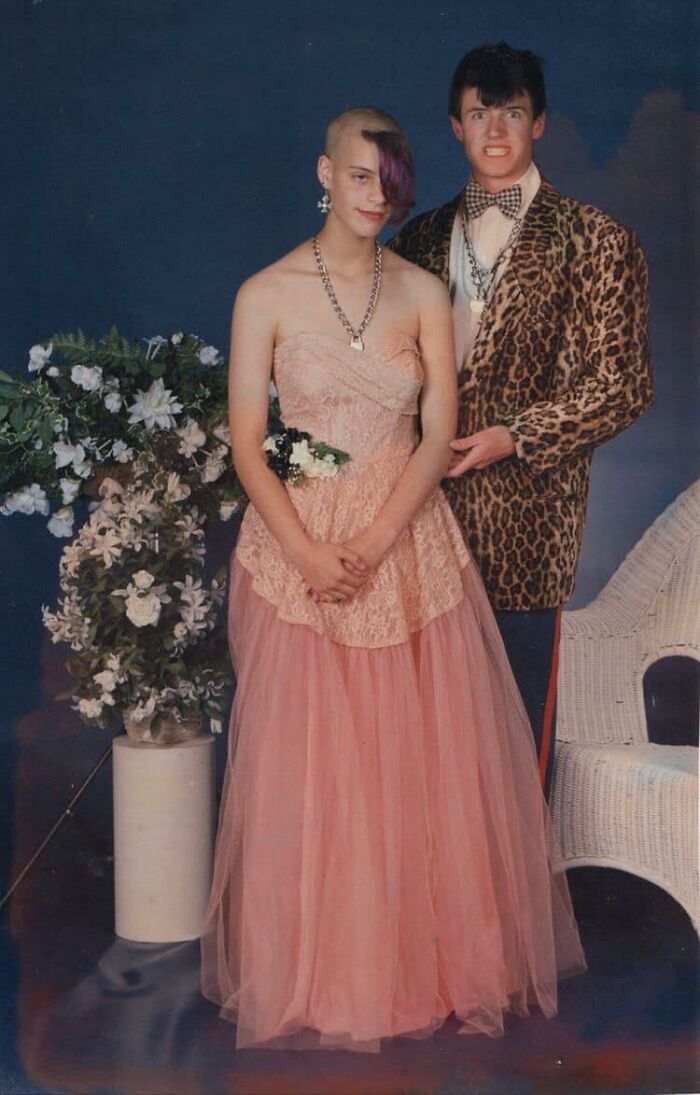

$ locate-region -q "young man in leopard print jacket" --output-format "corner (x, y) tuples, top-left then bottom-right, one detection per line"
(388, 42), (652, 797)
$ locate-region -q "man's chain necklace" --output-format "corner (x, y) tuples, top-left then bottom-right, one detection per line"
(459, 200), (524, 311)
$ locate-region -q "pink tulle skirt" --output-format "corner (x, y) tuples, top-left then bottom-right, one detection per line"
(200, 561), (585, 1052)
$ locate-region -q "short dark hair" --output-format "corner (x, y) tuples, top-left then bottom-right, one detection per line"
(448, 41), (546, 121)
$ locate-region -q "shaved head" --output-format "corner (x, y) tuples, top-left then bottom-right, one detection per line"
(324, 106), (401, 157)
(319, 105), (415, 225)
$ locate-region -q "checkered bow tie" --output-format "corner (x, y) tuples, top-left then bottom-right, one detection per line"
(464, 180), (522, 220)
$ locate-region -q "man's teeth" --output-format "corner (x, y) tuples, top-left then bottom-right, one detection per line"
(484, 148), (509, 157)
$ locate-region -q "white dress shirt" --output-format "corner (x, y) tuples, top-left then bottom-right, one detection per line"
(449, 162), (541, 370)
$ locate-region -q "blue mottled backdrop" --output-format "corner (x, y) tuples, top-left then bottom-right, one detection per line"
(0, 0), (697, 1087)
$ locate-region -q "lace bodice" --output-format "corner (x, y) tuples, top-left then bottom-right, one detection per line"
(235, 332), (471, 647)
(272, 332), (422, 469)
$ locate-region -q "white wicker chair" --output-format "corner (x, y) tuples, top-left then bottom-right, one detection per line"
(550, 480), (700, 932)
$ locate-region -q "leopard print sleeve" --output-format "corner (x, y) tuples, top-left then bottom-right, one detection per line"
(506, 225), (653, 476)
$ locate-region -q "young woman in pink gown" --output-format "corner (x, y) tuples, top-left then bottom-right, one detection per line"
(201, 107), (585, 1052)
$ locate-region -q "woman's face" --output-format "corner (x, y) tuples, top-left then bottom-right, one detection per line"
(317, 131), (392, 237)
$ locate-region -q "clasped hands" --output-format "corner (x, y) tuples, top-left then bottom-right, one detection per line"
(300, 426), (516, 604)
(300, 530), (380, 606)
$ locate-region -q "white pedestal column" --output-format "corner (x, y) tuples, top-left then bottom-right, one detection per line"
(113, 734), (216, 943)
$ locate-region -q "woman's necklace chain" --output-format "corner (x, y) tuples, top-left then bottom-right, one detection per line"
(459, 201), (524, 315)
(312, 236), (382, 351)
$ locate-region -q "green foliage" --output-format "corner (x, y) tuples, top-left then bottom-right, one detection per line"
(51, 328), (97, 361)
(0, 328), (236, 516)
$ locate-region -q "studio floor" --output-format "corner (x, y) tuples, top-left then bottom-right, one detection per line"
(2, 707), (698, 1095)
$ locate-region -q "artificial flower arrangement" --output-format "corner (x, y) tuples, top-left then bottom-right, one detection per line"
(2, 330), (349, 740)
(0, 329), (240, 533)
(42, 462), (230, 742)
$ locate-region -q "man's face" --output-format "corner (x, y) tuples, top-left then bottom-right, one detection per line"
(450, 87), (546, 191)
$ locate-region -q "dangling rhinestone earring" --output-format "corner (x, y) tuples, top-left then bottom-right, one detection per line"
(317, 188), (332, 214)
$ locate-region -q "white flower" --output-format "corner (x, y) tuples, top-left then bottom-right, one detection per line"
(94, 669), (118, 693)
(174, 622), (189, 641)
(111, 440), (134, 463)
(306, 453), (339, 479)
(125, 591), (162, 628)
(53, 440), (85, 470)
(144, 335), (168, 360)
(165, 472), (190, 503)
(101, 655), (126, 686)
(102, 378), (121, 413)
(60, 478), (81, 504)
(289, 439), (314, 471)
(28, 342), (53, 373)
(53, 439), (92, 478)
(171, 331), (183, 346)
(176, 679), (197, 700)
(210, 718), (223, 734)
(198, 344), (222, 367)
(114, 573), (171, 616)
(129, 694), (157, 722)
(262, 436), (279, 453)
(90, 527), (122, 567)
(219, 499), (239, 521)
(132, 569), (155, 590)
(1, 483), (50, 516)
(46, 366), (60, 378)
(98, 477), (123, 498)
(212, 422), (230, 445)
(73, 455), (93, 479)
(176, 512), (202, 537)
(58, 541), (83, 579)
(127, 378), (183, 430)
(92, 664), (123, 708)
(174, 574), (205, 600)
(47, 506), (75, 538)
(210, 576), (225, 605)
(120, 488), (161, 525)
(33, 439), (44, 451)
(52, 415), (68, 435)
(173, 575), (211, 634)
(77, 697), (103, 719)
(201, 454), (226, 483)
(176, 418), (207, 457)
(42, 605), (69, 643)
(71, 364), (103, 392)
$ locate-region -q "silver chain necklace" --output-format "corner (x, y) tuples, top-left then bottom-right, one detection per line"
(312, 236), (382, 351)
(459, 200), (524, 316)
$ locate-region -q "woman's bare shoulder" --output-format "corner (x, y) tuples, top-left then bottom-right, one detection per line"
(235, 241), (313, 307)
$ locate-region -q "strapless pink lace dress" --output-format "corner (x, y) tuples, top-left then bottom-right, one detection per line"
(201, 333), (585, 1052)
